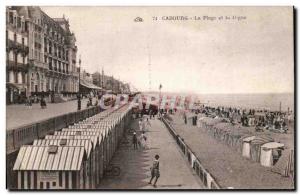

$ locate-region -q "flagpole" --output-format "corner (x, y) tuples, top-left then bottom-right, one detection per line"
(159, 84), (162, 118)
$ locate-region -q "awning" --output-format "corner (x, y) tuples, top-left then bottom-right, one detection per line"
(80, 79), (102, 90)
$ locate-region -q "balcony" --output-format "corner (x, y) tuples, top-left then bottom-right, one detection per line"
(7, 40), (29, 54)
(7, 60), (29, 72)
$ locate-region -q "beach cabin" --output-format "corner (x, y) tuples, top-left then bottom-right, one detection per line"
(250, 136), (274, 162)
(45, 135), (100, 188)
(33, 139), (94, 188)
(13, 145), (86, 189)
(242, 136), (256, 158)
(242, 135), (274, 162)
(260, 142), (284, 167)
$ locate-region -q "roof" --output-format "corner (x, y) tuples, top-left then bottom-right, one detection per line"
(80, 79), (102, 90)
(62, 128), (107, 137)
(13, 145), (86, 171)
(33, 139), (93, 158)
(45, 135), (99, 149)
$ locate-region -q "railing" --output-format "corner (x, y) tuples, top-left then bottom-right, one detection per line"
(6, 105), (102, 154)
(161, 116), (222, 189)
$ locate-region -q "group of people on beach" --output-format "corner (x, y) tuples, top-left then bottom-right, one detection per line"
(194, 105), (293, 132)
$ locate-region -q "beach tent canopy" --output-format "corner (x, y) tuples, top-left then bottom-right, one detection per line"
(261, 142), (284, 149)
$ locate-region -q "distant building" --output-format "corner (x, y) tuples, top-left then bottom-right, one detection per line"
(6, 6), (79, 104)
(92, 71), (131, 94)
(80, 70), (93, 84)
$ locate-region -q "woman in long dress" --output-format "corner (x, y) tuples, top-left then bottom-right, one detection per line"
(139, 131), (148, 149)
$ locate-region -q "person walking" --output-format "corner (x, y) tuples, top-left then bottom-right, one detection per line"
(133, 132), (138, 150)
(139, 131), (148, 149)
(40, 96), (46, 109)
(149, 154), (160, 187)
(139, 119), (143, 131)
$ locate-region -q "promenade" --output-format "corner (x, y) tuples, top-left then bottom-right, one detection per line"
(98, 117), (204, 189)
(6, 98), (93, 130)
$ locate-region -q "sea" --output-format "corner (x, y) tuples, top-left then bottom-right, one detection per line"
(197, 93), (294, 112)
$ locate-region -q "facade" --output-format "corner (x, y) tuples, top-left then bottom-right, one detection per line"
(6, 6), (79, 104)
(6, 7), (29, 104)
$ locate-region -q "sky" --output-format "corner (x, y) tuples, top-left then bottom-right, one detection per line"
(41, 6), (294, 94)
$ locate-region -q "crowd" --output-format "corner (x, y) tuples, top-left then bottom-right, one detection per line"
(193, 105), (293, 133)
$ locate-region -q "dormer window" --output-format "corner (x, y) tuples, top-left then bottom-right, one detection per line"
(48, 145), (58, 154)
(75, 131), (81, 136)
(59, 139), (67, 146)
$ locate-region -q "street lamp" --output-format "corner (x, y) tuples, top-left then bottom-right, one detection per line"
(77, 55), (81, 110)
(78, 55), (81, 94)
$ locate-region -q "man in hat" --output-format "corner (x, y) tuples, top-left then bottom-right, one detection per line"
(133, 132), (138, 149)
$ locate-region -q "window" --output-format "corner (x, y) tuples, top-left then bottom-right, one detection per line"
(72, 172), (76, 189)
(14, 52), (17, 63)
(20, 171), (24, 189)
(27, 172), (31, 189)
(9, 12), (13, 24)
(46, 182), (50, 189)
(48, 145), (58, 154)
(65, 172), (69, 189)
(40, 182), (43, 189)
(17, 17), (21, 28)
(59, 172), (62, 187)
(22, 38), (24, 46)
(34, 172), (37, 189)
(25, 22), (28, 31)
(52, 182), (56, 187)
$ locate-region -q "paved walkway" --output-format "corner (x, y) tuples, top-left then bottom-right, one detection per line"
(6, 98), (93, 130)
(98, 117), (203, 189)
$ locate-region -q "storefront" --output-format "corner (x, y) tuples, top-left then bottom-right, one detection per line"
(6, 83), (26, 104)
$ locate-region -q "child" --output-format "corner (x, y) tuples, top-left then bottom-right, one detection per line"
(149, 154), (160, 187)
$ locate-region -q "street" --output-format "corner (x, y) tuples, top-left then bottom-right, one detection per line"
(6, 98), (94, 130)
(98, 117), (204, 189)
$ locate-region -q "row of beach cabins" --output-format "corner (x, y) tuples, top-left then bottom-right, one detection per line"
(190, 114), (294, 180)
(12, 104), (132, 190)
